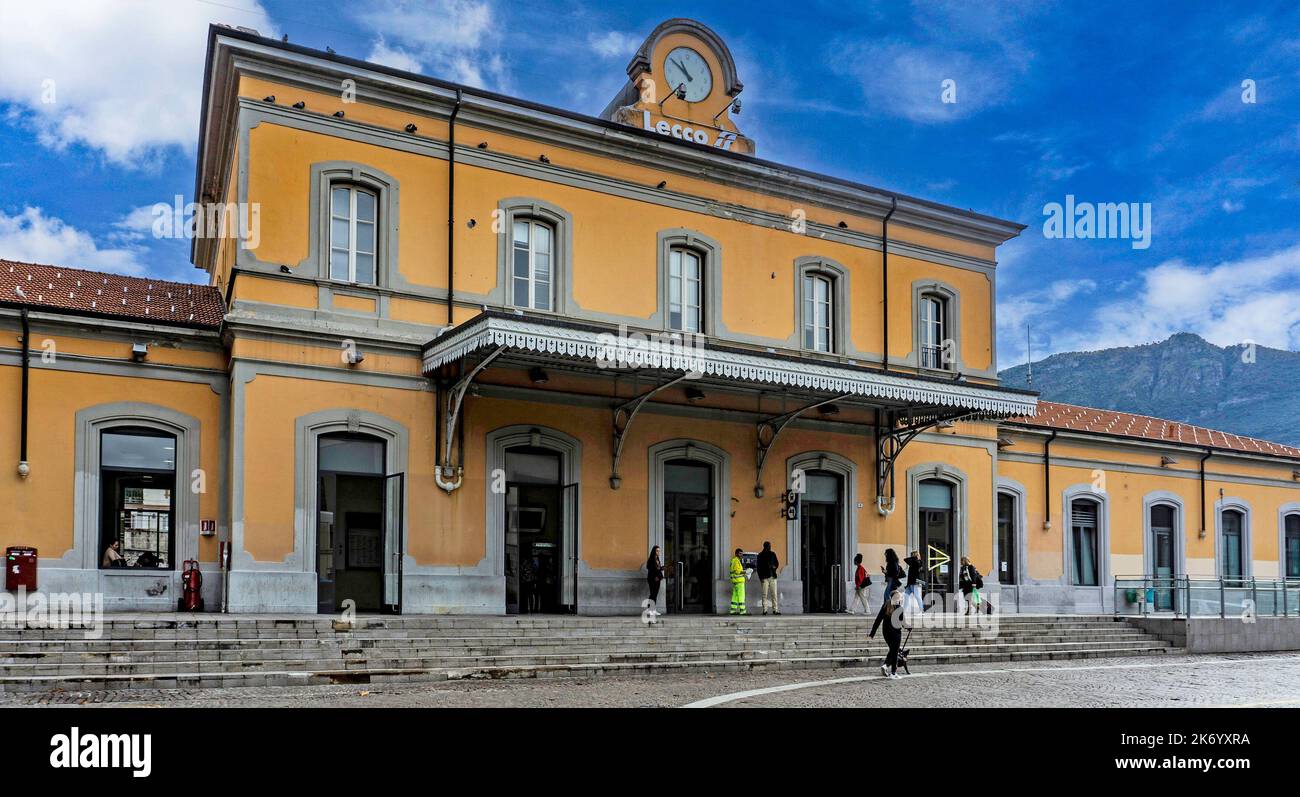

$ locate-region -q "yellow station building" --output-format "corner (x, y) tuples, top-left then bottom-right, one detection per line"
(2, 19), (1298, 615)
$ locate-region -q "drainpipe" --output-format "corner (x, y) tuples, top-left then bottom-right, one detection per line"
(1042, 430), (1057, 531)
(17, 309), (30, 478)
(1198, 449), (1212, 539)
(446, 89), (463, 326)
(881, 197), (897, 371)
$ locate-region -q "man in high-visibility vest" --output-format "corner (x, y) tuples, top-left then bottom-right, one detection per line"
(728, 548), (747, 615)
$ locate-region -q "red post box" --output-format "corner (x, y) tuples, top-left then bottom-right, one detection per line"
(5, 546), (37, 591)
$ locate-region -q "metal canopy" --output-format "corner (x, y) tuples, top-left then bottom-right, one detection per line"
(423, 311), (1038, 502)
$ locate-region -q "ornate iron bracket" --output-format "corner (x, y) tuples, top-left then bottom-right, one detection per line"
(753, 393), (853, 497)
(609, 373), (692, 489)
(874, 408), (979, 513)
(436, 346), (506, 492)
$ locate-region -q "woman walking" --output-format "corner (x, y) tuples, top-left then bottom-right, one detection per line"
(868, 548), (905, 639)
(902, 549), (924, 624)
(959, 556), (983, 615)
(646, 545), (665, 606)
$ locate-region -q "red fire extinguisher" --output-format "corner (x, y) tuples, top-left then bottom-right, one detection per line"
(180, 559), (204, 612)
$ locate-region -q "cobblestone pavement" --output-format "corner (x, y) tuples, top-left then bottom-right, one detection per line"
(7, 653), (1300, 708)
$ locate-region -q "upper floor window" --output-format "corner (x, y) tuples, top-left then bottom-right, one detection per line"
(919, 293), (948, 370)
(803, 273), (834, 352)
(512, 218), (554, 311)
(329, 185), (377, 284)
(668, 247), (703, 332)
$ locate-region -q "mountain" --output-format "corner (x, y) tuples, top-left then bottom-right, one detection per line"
(998, 333), (1300, 447)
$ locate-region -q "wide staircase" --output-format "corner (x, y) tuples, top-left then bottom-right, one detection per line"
(0, 613), (1179, 693)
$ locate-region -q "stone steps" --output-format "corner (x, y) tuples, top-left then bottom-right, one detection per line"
(0, 614), (1178, 692)
(0, 644), (1175, 693)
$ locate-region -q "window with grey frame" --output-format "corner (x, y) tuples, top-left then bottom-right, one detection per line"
(1221, 508), (1245, 580)
(1286, 514), (1300, 579)
(668, 246), (704, 332)
(802, 272), (835, 352)
(1070, 498), (1100, 586)
(329, 184), (378, 284)
(511, 217), (554, 311)
(919, 293), (949, 370)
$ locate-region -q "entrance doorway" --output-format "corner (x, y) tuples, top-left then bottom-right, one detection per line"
(1150, 504), (1176, 611)
(316, 433), (402, 614)
(800, 471), (843, 612)
(919, 479), (955, 600)
(504, 446), (576, 614)
(664, 460), (714, 613)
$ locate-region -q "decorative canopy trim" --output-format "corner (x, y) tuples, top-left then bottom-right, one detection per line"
(423, 315), (1038, 417)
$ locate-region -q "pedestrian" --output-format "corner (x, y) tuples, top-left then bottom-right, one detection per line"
(728, 547), (748, 615)
(850, 553), (872, 614)
(101, 540), (125, 568)
(903, 549), (924, 624)
(880, 590), (905, 679)
(959, 556), (984, 615)
(756, 540), (780, 615)
(868, 548), (904, 639)
(646, 545), (665, 606)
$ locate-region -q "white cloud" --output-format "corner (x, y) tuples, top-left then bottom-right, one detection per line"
(831, 41), (1007, 123)
(355, 0), (506, 89)
(0, 1), (275, 166)
(1221, 199), (1245, 213)
(0, 207), (146, 275)
(589, 31), (640, 59)
(1038, 243), (1300, 355)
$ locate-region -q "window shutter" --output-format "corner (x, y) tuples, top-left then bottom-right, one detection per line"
(1071, 499), (1098, 528)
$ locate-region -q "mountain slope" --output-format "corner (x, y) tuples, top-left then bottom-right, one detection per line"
(998, 333), (1300, 447)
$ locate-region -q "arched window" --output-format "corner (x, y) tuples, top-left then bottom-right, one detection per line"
(511, 217), (555, 311)
(919, 293), (948, 370)
(329, 184), (378, 284)
(1221, 508), (1245, 580)
(1070, 497), (1101, 586)
(802, 273), (834, 352)
(668, 246), (704, 332)
(1285, 514), (1300, 580)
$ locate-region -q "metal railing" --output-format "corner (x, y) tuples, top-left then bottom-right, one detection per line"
(1113, 574), (1300, 618)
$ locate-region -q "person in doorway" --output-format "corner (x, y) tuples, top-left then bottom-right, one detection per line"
(520, 556), (538, 613)
(850, 553), (872, 614)
(102, 540), (125, 568)
(646, 545), (665, 606)
(869, 548), (904, 638)
(728, 548), (748, 616)
(903, 550), (924, 624)
(959, 556), (983, 615)
(756, 541), (780, 615)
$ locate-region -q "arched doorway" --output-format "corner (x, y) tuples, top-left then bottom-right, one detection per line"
(663, 459), (715, 613)
(918, 478), (956, 599)
(799, 470), (844, 612)
(316, 432), (402, 614)
(487, 426), (582, 615)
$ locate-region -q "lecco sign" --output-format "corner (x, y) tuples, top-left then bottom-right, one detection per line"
(641, 111), (738, 151)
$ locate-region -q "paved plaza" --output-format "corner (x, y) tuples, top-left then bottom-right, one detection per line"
(10, 652), (1300, 709)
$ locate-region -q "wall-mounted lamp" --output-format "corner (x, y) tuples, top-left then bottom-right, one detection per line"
(538, 154), (550, 164)
(996, 436), (1015, 449)
(131, 343), (148, 362)
(344, 349), (364, 366)
(657, 180), (667, 189)
(477, 141), (488, 149)
(262, 95), (275, 103)
(818, 404), (840, 416)
(837, 221), (848, 229)
(279, 265), (291, 274)
(684, 386), (707, 403)
(404, 123), (418, 133)
(529, 367), (549, 385)
(292, 101), (305, 109)
(1160, 456), (1179, 467)
(332, 110), (345, 118)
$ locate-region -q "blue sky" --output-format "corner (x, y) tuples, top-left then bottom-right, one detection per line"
(1, 0), (1297, 367)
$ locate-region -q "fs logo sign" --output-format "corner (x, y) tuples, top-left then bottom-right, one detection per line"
(641, 111), (739, 151)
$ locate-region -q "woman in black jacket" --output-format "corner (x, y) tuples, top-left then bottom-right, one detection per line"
(959, 556), (982, 615)
(868, 548), (905, 639)
(646, 546), (665, 605)
(902, 550), (924, 622)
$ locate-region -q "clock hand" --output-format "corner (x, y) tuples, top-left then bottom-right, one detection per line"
(670, 57), (694, 82)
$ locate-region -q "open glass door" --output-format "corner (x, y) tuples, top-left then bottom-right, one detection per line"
(383, 472), (405, 614)
(561, 481), (579, 614)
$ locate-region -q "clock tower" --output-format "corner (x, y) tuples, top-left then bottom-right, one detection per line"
(600, 18), (755, 155)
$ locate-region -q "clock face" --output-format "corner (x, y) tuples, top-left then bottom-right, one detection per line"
(663, 47), (713, 103)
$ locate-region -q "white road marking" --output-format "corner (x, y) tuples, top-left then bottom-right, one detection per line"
(682, 654), (1300, 708)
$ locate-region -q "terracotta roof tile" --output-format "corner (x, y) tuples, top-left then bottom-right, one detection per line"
(0, 259), (224, 330)
(1008, 400), (1300, 459)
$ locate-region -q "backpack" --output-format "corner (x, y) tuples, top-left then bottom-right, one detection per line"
(972, 566), (984, 590)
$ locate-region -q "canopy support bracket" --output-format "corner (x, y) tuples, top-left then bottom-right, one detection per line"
(754, 394), (853, 497)
(610, 373), (691, 489)
(436, 346), (505, 492)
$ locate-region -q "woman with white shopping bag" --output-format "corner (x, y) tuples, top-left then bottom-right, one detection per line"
(959, 556), (984, 615)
